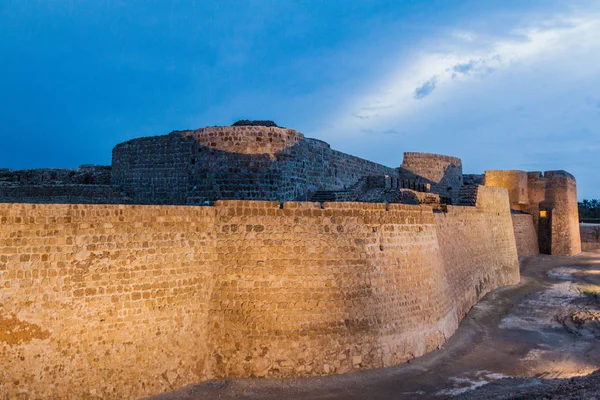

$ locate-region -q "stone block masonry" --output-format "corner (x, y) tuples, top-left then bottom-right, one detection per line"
(542, 171), (581, 256)
(0, 204), (216, 399)
(0, 186), (520, 399)
(1, 124), (468, 208)
(435, 186), (520, 319)
(484, 170), (528, 209)
(111, 126), (397, 205)
(580, 223), (600, 251)
(0, 184), (126, 204)
(400, 152), (463, 204)
(511, 214), (540, 257)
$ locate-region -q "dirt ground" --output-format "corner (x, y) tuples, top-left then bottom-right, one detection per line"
(149, 250), (600, 400)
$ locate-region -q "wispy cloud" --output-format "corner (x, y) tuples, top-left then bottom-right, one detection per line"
(313, 4), (600, 199)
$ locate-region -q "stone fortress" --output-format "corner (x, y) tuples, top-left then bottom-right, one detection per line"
(0, 121), (581, 399)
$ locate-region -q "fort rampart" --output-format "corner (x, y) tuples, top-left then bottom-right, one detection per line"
(0, 186), (519, 399)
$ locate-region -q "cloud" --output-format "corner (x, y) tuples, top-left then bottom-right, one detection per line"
(326, 9), (600, 136)
(414, 77), (437, 99)
(452, 60), (477, 75)
(452, 30), (477, 42)
(359, 128), (400, 135)
(315, 4), (600, 199)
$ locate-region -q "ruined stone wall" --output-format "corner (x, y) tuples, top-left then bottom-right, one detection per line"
(483, 170), (581, 256)
(480, 171), (539, 257)
(111, 129), (397, 205)
(463, 174), (484, 186)
(0, 197), (520, 399)
(0, 166), (111, 185)
(400, 152), (463, 203)
(434, 186), (520, 319)
(0, 185), (126, 204)
(0, 166), (117, 204)
(511, 214), (539, 257)
(544, 171), (581, 256)
(579, 224), (600, 251)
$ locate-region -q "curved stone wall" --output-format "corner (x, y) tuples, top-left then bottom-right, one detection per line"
(434, 186), (520, 319)
(208, 201), (456, 379)
(482, 169), (581, 256)
(0, 191), (520, 399)
(400, 152), (463, 203)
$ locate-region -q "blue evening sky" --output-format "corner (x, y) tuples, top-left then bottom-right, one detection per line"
(1, 1), (599, 198)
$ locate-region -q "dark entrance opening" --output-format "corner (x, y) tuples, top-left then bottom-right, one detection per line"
(538, 207), (552, 254)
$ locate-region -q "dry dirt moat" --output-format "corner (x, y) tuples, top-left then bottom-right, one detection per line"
(151, 251), (600, 400)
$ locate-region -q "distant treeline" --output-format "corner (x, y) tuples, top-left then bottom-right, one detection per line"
(579, 199), (600, 222)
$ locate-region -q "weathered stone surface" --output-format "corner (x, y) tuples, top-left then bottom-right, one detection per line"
(0, 165), (111, 185)
(580, 223), (600, 251)
(0, 189), (519, 399)
(111, 126), (397, 205)
(511, 213), (539, 257)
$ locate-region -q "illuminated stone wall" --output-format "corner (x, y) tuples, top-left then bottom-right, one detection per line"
(0, 204), (217, 399)
(511, 214), (539, 257)
(208, 200), (455, 379)
(0, 192), (520, 399)
(434, 186), (520, 319)
(543, 171), (581, 256)
(483, 169), (580, 256)
(484, 170), (528, 210)
(183, 125), (304, 155)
